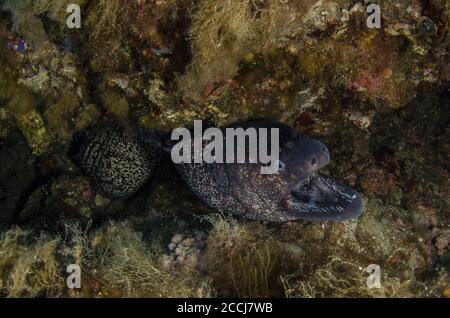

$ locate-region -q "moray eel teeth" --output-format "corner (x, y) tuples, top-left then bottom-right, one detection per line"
(288, 173), (363, 221)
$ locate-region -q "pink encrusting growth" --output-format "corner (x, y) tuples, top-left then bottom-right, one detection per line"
(349, 68), (393, 93)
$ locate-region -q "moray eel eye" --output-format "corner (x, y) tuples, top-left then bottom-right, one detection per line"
(277, 160), (286, 172)
(311, 158), (318, 167)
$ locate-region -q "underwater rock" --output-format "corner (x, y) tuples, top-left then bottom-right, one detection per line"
(107, 73), (137, 98)
(94, 194), (110, 207)
(16, 110), (52, 155)
(74, 104), (101, 132)
(135, 160), (215, 248)
(63, 35), (83, 55)
(303, 0), (342, 33)
(171, 234), (183, 245)
(0, 128), (38, 227)
(50, 175), (93, 219)
(100, 91), (130, 122)
(13, 40), (90, 145)
(72, 128), (162, 198)
(435, 230), (450, 256)
(16, 173), (103, 227)
(0, 108), (13, 140)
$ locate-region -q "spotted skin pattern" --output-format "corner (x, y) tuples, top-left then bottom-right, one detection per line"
(77, 129), (161, 198)
(175, 120), (363, 222)
(74, 121), (363, 222)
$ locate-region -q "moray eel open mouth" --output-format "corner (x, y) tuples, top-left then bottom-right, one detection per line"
(288, 173), (363, 221)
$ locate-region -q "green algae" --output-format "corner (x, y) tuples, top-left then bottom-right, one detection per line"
(101, 90), (130, 122)
(0, 228), (65, 297)
(66, 221), (213, 298)
(1, 0), (87, 47)
(1, 0), (48, 47)
(44, 92), (81, 142)
(74, 103), (100, 131)
(178, 0), (317, 100)
(0, 223), (213, 298)
(205, 216), (280, 297)
(0, 45), (36, 115)
(282, 256), (448, 298)
(16, 110), (52, 155)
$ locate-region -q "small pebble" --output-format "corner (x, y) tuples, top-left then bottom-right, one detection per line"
(175, 246), (185, 257)
(185, 254), (198, 269)
(181, 237), (195, 247)
(195, 232), (206, 241)
(176, 255), (187, 265)
(95, 194), (110, 207)
(168, 243), (177, 251)
(171, 234), (183, 244)
(79, 206), (92, 218)
(161, 255), (174, 270)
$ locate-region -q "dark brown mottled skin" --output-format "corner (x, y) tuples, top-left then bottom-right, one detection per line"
(175, 121), (363, 222)
(74, 129), (161, 198)
(74, 121), (363, 222)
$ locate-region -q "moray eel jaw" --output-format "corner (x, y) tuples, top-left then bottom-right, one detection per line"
(285, 173), (363, 221)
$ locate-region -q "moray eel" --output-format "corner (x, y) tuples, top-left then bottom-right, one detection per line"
(174, 120), (363, 222)
(72, 128), (161, 198)
(72, 121), (363, 222)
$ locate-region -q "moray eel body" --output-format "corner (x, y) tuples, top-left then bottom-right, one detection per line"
(72, 129), (161, 198)
(72, 121), (363, 221)
(174, 120), (363, 222)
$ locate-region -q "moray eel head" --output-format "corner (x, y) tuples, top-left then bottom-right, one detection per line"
(278, 136), (363, 221)
(279, 135), (330, 183)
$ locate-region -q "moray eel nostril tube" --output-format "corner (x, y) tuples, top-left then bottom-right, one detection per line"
(174, 120), (363, 222)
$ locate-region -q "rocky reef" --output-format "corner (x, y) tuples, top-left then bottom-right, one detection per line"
(0, 0), (449, 297)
